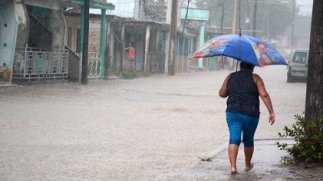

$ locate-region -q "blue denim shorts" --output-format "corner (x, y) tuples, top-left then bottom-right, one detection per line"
(226, 112), (259, 147)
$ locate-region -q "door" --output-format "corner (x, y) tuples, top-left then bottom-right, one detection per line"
(134, 33), (145, 71)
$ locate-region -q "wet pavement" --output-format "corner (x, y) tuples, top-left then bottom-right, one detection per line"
(171, 139), (323, 180)
(0, 66), (318, 180)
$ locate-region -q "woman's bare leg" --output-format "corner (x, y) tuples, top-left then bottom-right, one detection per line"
(244, 147), (254, 171)
(228, 144), (239, 174)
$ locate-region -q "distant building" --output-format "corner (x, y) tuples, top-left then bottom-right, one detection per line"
(0, 0), (114, 84)
(286, 15), (312, 49)
(134, 0), (167, 23)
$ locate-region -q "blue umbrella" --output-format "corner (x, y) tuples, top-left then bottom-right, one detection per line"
(192, 34), (287, 67)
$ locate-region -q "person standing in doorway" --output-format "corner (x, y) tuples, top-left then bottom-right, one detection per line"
(219, 62), (275, 174)
(125, 42), (136, 71)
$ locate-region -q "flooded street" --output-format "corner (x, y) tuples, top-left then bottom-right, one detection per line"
(0, 66), (306, 180)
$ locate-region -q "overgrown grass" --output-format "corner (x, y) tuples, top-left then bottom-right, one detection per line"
(121, 70), (137, 79)
(121, 70), (150, 79)
(107, 65), (118, 76)
(106, 65), (151, 79)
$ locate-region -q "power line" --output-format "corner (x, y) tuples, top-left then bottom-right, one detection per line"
(182, 0), (191, 35)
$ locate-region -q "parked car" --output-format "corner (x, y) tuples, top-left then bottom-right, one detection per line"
(287, 49), (308, 82)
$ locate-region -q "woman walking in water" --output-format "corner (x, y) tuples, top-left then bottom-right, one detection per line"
(219, 62), (275, 174)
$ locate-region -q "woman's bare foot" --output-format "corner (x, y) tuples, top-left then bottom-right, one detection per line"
(231, 168), (238, 175)
(245, 163), (254, 172)
(231, 170), (238, 175)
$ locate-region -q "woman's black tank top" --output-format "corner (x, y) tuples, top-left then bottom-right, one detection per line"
(226, 71), (260, 118)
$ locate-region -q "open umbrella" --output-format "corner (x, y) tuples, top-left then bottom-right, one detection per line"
(192, 34), (287, 67)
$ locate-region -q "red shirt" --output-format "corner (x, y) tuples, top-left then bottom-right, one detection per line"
(128, 47), (135, 59)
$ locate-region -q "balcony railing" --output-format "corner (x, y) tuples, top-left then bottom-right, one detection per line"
(13, 47), (68, 81)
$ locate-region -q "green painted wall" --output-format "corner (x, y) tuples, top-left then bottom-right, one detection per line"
(0, 1), (18, 67)
(180, 8), (209, 21)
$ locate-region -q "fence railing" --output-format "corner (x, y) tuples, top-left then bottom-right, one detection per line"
(87, 52), (100, 79)
(187, 56), (228, 72)
(13, 47), (68, 81)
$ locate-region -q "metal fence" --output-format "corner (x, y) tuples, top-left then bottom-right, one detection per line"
(87, 52), (100, 79)
(134, 0), (189, 23)
(13, 47), (68, 81)
(134, 0), (168, 23)
(187, 56), (228, 72)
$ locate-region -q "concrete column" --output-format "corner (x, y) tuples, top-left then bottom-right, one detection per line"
(198, 22), (205, 69)
(108, 22), (115, 67)
(165, 0), (172, 74)
(81, 0), (90, 85)
(15, 3), (28, 48)
(79, 6), (85, 82)
(119, 23), (125, 73)
(144, 25), (151, 72)
(0, 1), (18, 84)
(99, 9), (106, 79)
(164, 31), (170, 74)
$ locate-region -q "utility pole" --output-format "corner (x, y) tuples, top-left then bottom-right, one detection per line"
(305, 0), (323, 121)
(232, 0), (240, 34)
(168, 0), (178, 76)
(291, 0), (296, 50)
(221, 0), (224, 34)
(253, 0), (257, 36)
(81, 0), (89, 84)
(230, 0), (239, 70)
(265, 4), (269, 41)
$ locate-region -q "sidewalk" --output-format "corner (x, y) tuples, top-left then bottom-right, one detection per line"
(172, 140), (323, 180)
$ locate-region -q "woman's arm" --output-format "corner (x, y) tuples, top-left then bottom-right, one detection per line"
(219, 75), (230, 98)
(253, 74), (275, 125)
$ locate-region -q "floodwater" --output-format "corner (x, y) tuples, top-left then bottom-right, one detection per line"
(0, 66), (306, 180)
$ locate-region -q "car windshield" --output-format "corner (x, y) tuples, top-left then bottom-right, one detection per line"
(292, 52), (307, 64)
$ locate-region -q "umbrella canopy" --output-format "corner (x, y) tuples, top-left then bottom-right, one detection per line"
(192, 34), (287, 67)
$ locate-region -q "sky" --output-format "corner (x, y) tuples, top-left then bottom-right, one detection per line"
(297, 0), (313, 16)
(107, 0), (135, 17)
(90, 0), (135, 17)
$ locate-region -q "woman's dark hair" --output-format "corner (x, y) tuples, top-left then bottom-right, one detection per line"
(240, 62), (255, 70)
